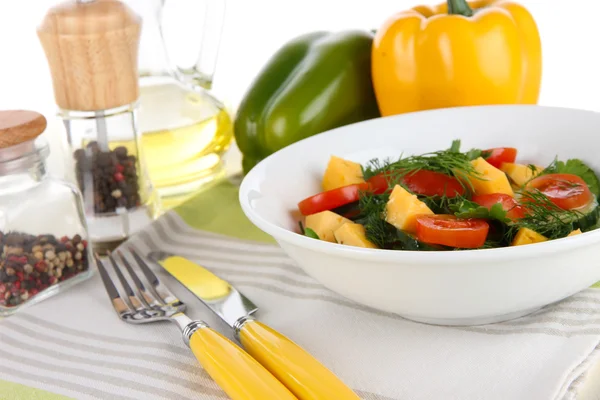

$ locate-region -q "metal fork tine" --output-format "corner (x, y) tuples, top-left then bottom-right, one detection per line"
(117, 250), (160, 308)
(108, 253), (145, 312)
(95, 254), (133, 317)
(129, 247), (183, 308)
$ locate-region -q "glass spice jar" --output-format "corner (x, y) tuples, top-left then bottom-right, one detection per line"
(60, 105), (159, 247)
(0, 110), (93, 317)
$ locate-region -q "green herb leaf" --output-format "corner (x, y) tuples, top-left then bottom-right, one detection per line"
(465, 148), (493, 161)
(355, 192), (390, 245)
(449, 139), (461, 153)
(451, 199), (511, 223)
(304, 227), (320, 240)
(362, 141), (481, 192)
(420, 194), (465, 214)
(543, 159), (600, 198)
(465, 148), (482, 160)
(512, 189), (583, 239)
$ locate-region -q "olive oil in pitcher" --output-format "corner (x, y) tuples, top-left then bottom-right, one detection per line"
(125, 0), (233, 211)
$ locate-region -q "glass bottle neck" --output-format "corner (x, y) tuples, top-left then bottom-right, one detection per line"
(135, 0), (171, 78)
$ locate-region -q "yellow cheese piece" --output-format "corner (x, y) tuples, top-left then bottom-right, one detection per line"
(500, 163), (544, 187)
(333, 223), (378, 248)
(385, 185), (434, 233)
(305, 211), (352, 243)
(467, 157), (514, 197)
(568, 229), (582, 237)
(322, 155), (365, 191)
(511, 228), (548, 246)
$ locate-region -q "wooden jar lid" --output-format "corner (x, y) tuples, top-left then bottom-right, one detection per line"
(0, 111), (47, 149)
(37, 0), (141, 112)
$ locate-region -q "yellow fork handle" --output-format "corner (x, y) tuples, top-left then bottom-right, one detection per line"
(189, 327), (298, 400)
(239, 320), (360, 400)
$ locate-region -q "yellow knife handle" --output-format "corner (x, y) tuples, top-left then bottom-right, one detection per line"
(189, 327), (298, 400)
(239, 320), (360, 400)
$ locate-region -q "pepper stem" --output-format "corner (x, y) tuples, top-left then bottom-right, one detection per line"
(447, 0), (474, 17)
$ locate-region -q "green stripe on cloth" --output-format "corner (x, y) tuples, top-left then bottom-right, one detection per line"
(173, 178), (275, 244)
(0, 380), (72, 400)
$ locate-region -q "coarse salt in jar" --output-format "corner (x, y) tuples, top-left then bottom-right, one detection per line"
(0, 110), (93, 316)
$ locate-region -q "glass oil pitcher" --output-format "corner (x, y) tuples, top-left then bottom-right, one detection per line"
(125, 0), (234, 211)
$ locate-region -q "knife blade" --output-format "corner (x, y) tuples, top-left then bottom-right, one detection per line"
(147, 251), (360, 400)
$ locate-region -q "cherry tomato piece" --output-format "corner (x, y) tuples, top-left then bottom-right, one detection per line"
(366, 174), (390, 194)
(298, 184), (368, 216)
(401, 170), (465, 197)
(472, 193), (527, 221)
(298, 177), (389, 216)
(416, 215), (489, 248)
(484, 147), (517, 168)
(526, 173), (593, 210)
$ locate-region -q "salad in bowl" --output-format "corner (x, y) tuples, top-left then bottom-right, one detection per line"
(297, 140), (600, 251)
(239, 105), (600, 325)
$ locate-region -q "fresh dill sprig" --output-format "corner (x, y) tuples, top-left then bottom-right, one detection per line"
(480, 239), (506, 249)
(527, 163), (539, 174)
(420, 193), (464, 214)
(354, 176), (396, 246)
(354, 191), (390, 247)
(362, 142), (482, 193)
(512, 189), (583, 239)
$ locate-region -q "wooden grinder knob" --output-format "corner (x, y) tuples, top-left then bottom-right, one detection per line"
(0, 111), (47, 149)
(37, 0), (141, 112)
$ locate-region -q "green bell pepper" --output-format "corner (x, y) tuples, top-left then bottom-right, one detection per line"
(234, 30), (381, 174)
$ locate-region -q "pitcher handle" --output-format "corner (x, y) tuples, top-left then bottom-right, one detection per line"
(160, 0), (226, 90)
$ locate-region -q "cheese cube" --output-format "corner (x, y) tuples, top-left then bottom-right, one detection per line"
(467, 157), (514, 197)
(322, 155), (365, 191)
(305, 211), (352, 243)
(500, 163), (544, 187)
(385, 185), (434, 233)
(511, 228), (548, 246)
(568, 229), (582, 237)
(333, 223), (378, 248)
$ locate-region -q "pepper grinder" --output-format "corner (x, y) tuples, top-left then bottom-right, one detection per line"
(37, 0), (159, 250)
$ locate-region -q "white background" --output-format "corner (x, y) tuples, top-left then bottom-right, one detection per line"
(1, 0), (600, 397)
(1, 0), (599, 115)
(2, 0), (599, 176)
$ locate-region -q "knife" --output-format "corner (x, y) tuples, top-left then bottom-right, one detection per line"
(146, 250), (360, 400)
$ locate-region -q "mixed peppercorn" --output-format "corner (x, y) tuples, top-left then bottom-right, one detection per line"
(0, 232), (89, 308)
(74, 141), (141, 214)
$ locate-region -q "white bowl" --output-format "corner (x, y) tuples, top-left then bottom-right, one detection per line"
(239, 105), (600, 326)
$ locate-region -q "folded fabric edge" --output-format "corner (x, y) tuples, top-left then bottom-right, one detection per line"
(558, 343), (600, 400)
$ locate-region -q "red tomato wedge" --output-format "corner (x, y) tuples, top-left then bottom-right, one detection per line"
(472, 193), (527, 221)
(298, 178), (388, 216)
(484, 147), (517, 168)
(526, 173), (593, 210)
(366, 174), (390, 193)
(363, 171), (464, 198)
(416, 215), (489, 248)
(401, 170), (465, 197)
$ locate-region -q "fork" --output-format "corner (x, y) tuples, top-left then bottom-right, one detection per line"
(95, 250), (297, 400)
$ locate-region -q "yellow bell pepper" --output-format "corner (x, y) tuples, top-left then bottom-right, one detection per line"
(371, 0), (542, 117)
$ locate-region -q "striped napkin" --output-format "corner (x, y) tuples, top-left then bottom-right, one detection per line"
(1, 181), (600, 400)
